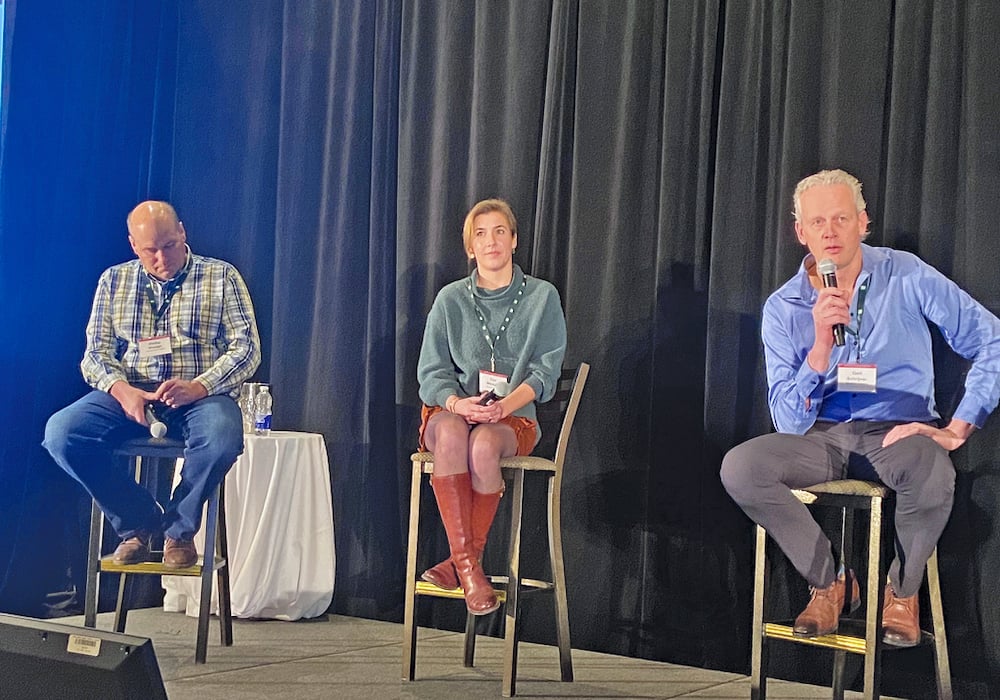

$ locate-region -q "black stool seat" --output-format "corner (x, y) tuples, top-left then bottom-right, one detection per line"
(112, 436), (187, 458)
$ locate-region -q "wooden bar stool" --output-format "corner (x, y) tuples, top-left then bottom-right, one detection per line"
(82, 436), (233, 664)
(750, 479), (952, 699)
(402, 362), (589, 697)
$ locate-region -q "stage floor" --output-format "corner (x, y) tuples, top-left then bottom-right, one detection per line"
(67, 608), (904, 699)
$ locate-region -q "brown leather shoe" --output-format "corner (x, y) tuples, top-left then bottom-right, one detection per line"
(793, 570), (861, 638)
(883, 583), (920, 647)
(163, 538), (198, 569)
(113, 532), (152, 565)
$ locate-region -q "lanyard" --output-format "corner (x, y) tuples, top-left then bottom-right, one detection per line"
(142, 266), (189, 323)
(843, 275), (870, 361)
(466, 274), (527, 372)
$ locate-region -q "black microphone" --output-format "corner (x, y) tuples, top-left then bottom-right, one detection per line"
(145, 403), (167, 438)
(817, 258), (846, 347)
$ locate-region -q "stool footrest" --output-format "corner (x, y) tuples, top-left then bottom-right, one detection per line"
(99, 554), (227, 576)
(487, 575), (555, 591)
(764, 622), (869, 654)
(414, 580), (508, 603)
(764, 621), (935, 654)
(413, 576), (555, 601)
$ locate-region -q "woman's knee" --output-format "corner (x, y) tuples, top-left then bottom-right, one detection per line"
(468, 426), (514, 463)
(467, 431), (505, 485)
(425, 413), (469, 456)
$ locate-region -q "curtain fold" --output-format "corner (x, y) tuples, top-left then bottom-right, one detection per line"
(2, 1), (999, 694)
(0, 0), (177, 615)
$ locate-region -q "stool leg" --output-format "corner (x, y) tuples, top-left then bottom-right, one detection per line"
(832, 507), (856, 700)
(216, 482), (233, 647)
(401, 462), (423, 681)
(548, 473), (573, 682)
(114, 573), (130, 633)
(112, 454), (147, 634)
(463, 611), (478, 667)
(502, 469), (526, 698)
(861, 495), (886, 700)
(84, 501), (103, 628)
(195, 487), (220, 664)
(751, 524), (768, 700)
(926, 548), (952, 700)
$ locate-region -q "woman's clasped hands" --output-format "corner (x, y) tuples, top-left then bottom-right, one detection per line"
(450, 392), (506, 425)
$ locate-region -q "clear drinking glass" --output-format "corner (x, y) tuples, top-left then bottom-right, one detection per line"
(239, 383), (256, 434)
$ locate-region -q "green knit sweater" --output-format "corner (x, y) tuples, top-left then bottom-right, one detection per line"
(417, 265), (567, 430)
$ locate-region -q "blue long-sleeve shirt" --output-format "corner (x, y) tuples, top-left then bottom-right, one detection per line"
(762, 244), (1000, 434)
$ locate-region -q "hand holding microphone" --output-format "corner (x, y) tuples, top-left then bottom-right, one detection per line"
(145, 403), (167, 438)
(817, 258), (846, 347)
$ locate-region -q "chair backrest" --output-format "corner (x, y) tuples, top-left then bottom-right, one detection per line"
(533, 362), (590, 467)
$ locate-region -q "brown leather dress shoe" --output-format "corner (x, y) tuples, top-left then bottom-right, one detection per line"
(883, 584), (921, 647)
(113, 532), (152, 565)
(163, 538), (198, 569)
(793, 570), (861, 637)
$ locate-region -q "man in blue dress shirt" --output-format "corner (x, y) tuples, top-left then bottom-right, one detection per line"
(721, 169), (1000, 646)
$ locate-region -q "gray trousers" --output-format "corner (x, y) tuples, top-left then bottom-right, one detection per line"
(720, 421), (954, 598)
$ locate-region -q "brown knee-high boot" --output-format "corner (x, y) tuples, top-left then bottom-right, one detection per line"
(422, 485), (503, 590)
(430, 472), (500, 615)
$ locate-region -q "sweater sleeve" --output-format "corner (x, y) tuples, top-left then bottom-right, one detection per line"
(520, 282), (566, 404)
(417, 292), (461, 407)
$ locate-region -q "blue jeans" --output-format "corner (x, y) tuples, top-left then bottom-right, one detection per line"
(43, 390), (243, 541)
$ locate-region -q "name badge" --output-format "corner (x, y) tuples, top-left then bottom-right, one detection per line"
(138, 335), (172, 359)
(837, 363), (877, 393)
(479, 369), (509, 395)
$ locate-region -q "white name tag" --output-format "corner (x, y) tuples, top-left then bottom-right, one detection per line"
(837, 363), (877, 393)
(138, 335), (171, 359)
(478, 369), (508, 395)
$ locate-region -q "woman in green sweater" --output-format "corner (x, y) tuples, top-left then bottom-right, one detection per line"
(416, 198), (567, 615)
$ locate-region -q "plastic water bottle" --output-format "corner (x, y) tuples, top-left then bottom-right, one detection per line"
(254, 385), (272, 435)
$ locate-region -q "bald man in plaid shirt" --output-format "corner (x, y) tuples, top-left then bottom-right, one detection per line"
(45, 201), (261, 568)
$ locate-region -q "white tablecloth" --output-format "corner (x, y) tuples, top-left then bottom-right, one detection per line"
(162, 431), (335, 620)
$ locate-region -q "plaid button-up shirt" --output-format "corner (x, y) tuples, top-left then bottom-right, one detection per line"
(81, 252), (261, 397)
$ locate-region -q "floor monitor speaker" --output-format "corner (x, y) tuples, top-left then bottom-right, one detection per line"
(0, 613), (167, 699)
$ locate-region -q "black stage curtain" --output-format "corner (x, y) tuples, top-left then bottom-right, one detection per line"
(2, 2), (999, 696)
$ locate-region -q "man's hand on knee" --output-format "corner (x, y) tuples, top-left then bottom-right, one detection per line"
(881, 419), (973, 452)
(155, 379), (209, 408)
